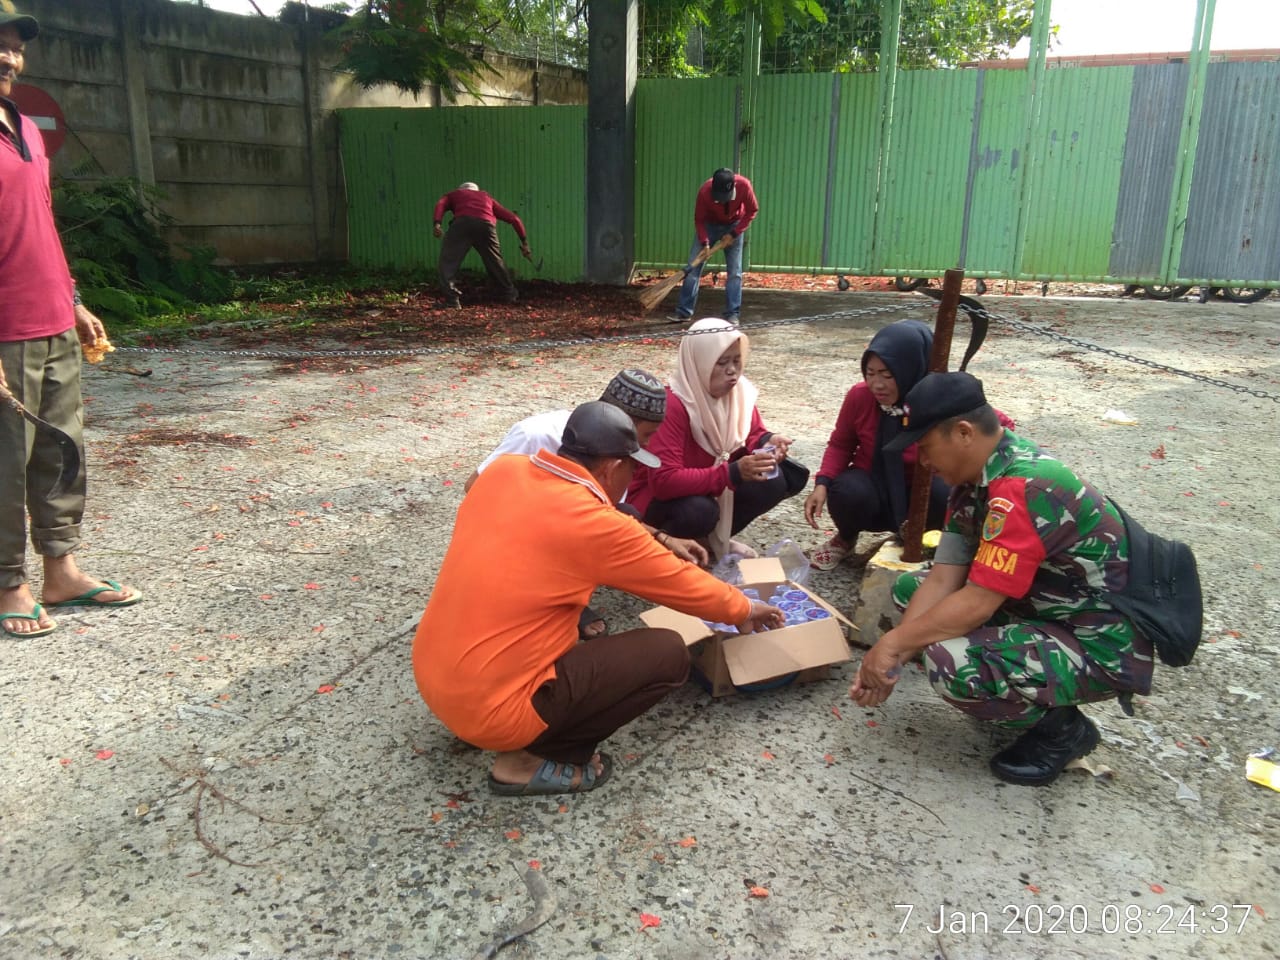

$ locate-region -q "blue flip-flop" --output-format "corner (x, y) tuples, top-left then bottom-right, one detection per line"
(489, 752), (614, 797)
(1, 603), (58, 639)
(45, 579), (142, 609)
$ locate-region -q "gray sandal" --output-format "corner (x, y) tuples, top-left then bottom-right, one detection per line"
(489, 753), (613, 796)
(577, 605), (608, 640)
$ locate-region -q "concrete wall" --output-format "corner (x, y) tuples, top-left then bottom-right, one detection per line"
(17, 0), (587, 265)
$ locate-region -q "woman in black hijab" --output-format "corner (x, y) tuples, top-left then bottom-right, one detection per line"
(804, 320), (948, 570)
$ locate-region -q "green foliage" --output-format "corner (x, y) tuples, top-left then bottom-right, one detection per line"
(640, 0), (712, 77)
(648, 0), (1034, 76)
(228, 264), (436, 305)
(134, 265), (439, 337)
(641, 0), (828, 76)
(488, 1), (589, 70)
(53, 178), (233, 326)
(327, 0), (498, 99)
(728, 0), (828, 42)
(327, 2), (598, 91)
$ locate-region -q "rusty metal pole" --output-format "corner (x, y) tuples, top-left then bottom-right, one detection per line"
(900, 268), (963, 562)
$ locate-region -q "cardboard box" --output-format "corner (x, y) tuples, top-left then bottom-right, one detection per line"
(640, 557), (855, 697)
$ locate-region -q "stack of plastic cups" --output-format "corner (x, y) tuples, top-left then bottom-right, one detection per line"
(759, 585), (799, 627)
(704, 587), (762, 635)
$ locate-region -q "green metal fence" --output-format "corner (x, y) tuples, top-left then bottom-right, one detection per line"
(341, 106), (587, 278)
(340, 40), (1280, 289)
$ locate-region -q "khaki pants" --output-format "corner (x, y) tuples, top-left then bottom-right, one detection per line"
(0, 330), (85, 588)
(438, 216), (517, 301)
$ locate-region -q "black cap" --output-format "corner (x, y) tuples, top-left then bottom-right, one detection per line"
(559, 401), (660, 468)
(883, 371), (987, 452)
(710, 168), (736, 202)
(0, 2), (38, 40)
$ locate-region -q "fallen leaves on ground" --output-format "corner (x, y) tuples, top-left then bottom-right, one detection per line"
(1065, 756), (1114, 779)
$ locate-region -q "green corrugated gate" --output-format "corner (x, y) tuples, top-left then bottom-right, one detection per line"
(1018, 67), (1132, 280)
(340, 61), (1280, 288)
(341, 106), (587, 278)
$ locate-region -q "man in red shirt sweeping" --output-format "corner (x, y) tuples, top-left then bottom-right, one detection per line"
(667, 168), (759, 326)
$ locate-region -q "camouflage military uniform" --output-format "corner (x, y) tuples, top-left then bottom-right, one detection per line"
(894, 431), (1153, 728)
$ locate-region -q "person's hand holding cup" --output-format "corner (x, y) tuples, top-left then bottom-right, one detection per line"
(748, 443), (780, 481)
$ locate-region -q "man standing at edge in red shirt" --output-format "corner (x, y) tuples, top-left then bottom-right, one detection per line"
(432, 181), (532, 308)
(667, 167), (759, 326)
(0, 3), (141, 639)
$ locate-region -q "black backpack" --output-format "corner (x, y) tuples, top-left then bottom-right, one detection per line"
(1103, 500), (1203, 668)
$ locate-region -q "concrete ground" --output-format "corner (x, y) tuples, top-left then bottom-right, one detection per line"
(1, 289), (1277, 960)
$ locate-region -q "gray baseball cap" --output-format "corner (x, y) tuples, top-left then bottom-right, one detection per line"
(559, 401), (660, 468)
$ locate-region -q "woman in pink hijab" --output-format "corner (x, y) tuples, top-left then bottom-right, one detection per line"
(627, 319), (808, 560)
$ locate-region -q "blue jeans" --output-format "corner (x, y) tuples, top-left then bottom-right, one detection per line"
(676, 222), (743, 318)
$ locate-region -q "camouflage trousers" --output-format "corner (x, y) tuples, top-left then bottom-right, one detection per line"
(892, 571), (1142, 729)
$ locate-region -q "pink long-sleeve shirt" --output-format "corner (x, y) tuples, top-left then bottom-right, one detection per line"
(627, 390), (772, 516)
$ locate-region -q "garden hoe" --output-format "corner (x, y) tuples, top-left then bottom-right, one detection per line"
(0, 380), (80, 497)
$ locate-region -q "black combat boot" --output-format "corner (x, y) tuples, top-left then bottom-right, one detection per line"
(988, 706), (1100, 786)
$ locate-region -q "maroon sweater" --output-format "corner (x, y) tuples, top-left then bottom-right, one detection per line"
(627, 390), (772, 516)
(817, 381), (1015, 483)
(432, 188), (527, 241)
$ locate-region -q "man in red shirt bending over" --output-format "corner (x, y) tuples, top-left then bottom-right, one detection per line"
(432, 182), (532, 308)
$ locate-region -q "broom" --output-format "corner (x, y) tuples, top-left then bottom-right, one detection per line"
(638, 234), (735, 313)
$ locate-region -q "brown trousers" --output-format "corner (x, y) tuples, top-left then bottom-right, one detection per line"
(437, 216), (517, 301)
(526, 627), (690, 764)
(0, 329), (86, 587)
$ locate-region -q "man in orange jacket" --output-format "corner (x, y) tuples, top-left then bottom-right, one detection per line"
(413, 401), (782, 796)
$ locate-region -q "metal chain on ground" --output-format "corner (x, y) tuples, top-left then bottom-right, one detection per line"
(115, 297), (1280, 402)
(976, 305), (1280, 402)
(113, 303), (912, 361)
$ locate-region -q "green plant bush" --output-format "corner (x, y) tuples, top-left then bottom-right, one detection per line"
(53, 178), (233, 325)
